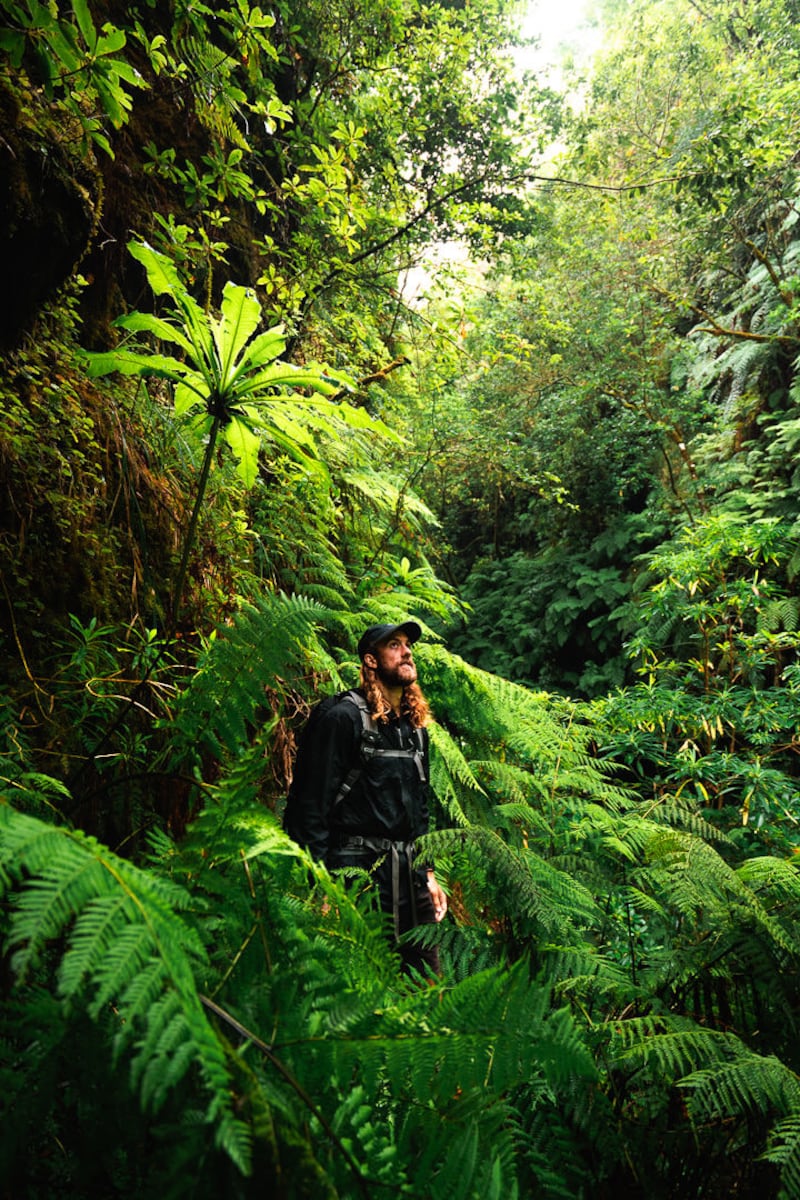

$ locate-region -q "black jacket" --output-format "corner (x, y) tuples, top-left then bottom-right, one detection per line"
(287, 690), (430, 865)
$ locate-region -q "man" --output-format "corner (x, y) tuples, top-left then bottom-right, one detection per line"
(285, 620), (447, 977)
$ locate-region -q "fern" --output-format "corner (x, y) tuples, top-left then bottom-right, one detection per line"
(0, 802), (251, 1173)
(422, 824), (598, 944)
(641, 828), (800, 959)
(167, 591), (348, 764)
(766, 1115), (800, 1200)
(759, 596), (800, 633)
(638, 794), (735, 843)
(607, 1014), (745, 1076)
(428, 721), (485, 826)
(682, 1051), (800, 1125)
(174, 26), (254, 151)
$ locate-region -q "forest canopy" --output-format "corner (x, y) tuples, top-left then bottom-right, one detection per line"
(2, 0), (800, 1196)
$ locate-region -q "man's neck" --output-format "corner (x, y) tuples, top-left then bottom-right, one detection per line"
(377, 680), (403, 714)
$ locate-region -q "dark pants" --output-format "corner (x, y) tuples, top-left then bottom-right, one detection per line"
(329, 841), (441, 980)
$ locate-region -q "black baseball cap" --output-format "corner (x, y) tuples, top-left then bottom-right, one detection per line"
(357, 621), (422, 659)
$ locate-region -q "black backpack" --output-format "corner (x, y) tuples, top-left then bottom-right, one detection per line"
(283, 689), (425, 838)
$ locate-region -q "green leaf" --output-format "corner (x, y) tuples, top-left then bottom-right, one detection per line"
(127, 240), (185, 301)
(42, 22), (81, 73)
(213, 283), (262, 382)
(0, 29), (26, 65)
(110, 58), (144, 87)
(96, 27), (127, 57)
(72, 0), (97, 51)
(94, 75), (127, 127)
(175, 380), (208, 415)
(83, 348), (187, 379)
(231, 323), (286, 376)
(235, 362), (339, 398)
(114, 311), (196, 357)
(223, 414), (261, 487)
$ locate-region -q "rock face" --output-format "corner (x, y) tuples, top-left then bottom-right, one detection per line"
(0, 85), (100, 349)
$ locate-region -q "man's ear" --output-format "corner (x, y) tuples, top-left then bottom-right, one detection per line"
(363, 653), (377, 669)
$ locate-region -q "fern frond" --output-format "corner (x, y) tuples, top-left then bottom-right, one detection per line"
(431, 962), (596, 1093)
(168, 591), (348, 763)
(420, 646), (632, 829)
(424, 919), (500, 980)
(737, 855), (800, 903)
(641, 828), (800, 957)
(639, 795), (734, 843)
(429, 721), (485, 826)
(494, 800), (554, 840)
(421, 825), (599, 939)
(0, 803), (250, 1171)
(765, 1115), (800, 1200)
(758, 597), (800, 633)
(474, 760), (546, 805)
(681, 1050), (800, 1125)
(518, 1100), (600, 1199)
(177, 34), (250, 148)
(539, 943), (634, 1006)
(607, 1014), (744, 1077)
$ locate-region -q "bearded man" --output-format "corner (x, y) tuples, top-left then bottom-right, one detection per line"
(285, 620), (447, 978)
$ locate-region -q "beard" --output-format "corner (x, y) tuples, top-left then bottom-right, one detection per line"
(376, 660), (417, 689)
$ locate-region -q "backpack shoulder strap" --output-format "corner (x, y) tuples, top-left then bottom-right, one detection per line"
(332, 690), (374, 807)
(342, 688), (374, 732)
(332, 693), (427, 806)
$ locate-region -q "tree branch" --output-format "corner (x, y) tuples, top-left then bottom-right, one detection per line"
(199, 994), (384, 1199)
(300, 166), (685, 329)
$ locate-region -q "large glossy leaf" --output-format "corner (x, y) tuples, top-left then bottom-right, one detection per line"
(213, 283), (262, 381)
(127, 240), (184, 301)
(174, 379), (209, 415)
(84, 348), (187, 379)
(232, 324), (287, 376)
(72, 0), (96, 50)
(127, 241), (213, 363)
(114, 312), (196, 359)
(223, 414), (261, 487)
(235, 362), (340, 398)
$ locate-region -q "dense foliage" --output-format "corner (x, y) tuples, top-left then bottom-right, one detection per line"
(3, 0), (800, 1197)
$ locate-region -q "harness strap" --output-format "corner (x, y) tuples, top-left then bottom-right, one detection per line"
(332, 692), (426, 807)
(334, 766), (361, 806)
(335, 836), (417, 941)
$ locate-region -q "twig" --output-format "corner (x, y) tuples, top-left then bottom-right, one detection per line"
(198, 994), (386, 1199)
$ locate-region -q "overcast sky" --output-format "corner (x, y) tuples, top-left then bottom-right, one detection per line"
(517, 0), (601, 78)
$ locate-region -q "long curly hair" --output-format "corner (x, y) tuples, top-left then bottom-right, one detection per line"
(359, 663), (432, 728)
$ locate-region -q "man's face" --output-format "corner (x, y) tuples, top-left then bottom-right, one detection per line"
(371, 632), (417, 688)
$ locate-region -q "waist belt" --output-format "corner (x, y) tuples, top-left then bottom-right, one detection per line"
(334, 836), (417, 940)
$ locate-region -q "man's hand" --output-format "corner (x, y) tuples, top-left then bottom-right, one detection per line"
(427, 870), (448, 922)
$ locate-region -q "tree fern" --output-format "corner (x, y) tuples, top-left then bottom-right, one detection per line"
(639, 827), (800, 959)
(682, 1051), (800, 1127)
(428, 721), (486, 826)
(637, 794), (735, 843)
(766, 1115), (800, 1200)
(166, 590), (348, 764)
(607, 1014), (746, 1077)
(146, 743), (599, 1200)
(422, 824), (598, 946)
(0, 802), (251, 1172)
(759, 596), (800, 633)
(516, 1100), (601, 1199)
(7, 580), (799, 1195)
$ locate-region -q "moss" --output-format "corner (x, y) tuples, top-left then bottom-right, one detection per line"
(0, 75), (102, 350)
(0, 292), (172, 645)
